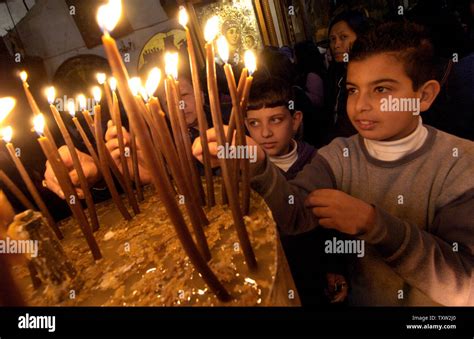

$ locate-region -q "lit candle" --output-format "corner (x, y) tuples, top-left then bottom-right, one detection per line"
(239, 51), (257, 215)
(47, 89), (101, 232)
(165, 52), (206, 206)
(97, 0), (229, 299)
(33, 114), (102, 260)
(76, 94), (94, 137)
(226, 68), (248, 145)
(204, 17), (257, 270)
(179, 6), (215, 207)
(120, 80), (143, 201)
(71, 88), (101, 169)
(217, 35), (246, 194)
(92, 95), (132, 221)
(90, 85), (130, 202)
(0, 170), (35, 211)
(0, 97), (16, 125)
(109, 78), (140, 215)
(130, 77), (169, 181)
(19, 72), (58, 150)
(19, 71), (41, 116)
(1, 126), (62, 238)
(163, 59), (187, 170)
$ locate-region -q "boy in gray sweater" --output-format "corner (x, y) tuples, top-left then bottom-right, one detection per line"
(193, 22), (473, 306)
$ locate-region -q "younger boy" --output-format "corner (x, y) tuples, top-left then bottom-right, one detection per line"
(245, 74), (349, 305)
(193, 22), (474, 306)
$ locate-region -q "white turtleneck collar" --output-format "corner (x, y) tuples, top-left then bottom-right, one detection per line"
(269, 140), (298, 172)
(364, 118), (428, 161)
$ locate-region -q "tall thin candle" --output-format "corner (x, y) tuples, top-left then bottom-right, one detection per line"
(1, 126), (62, 238)
(179, 6), (215, 207)
(93, 101), (132, 221)
(47, 90), (100, 232)
(0, 170), (35, 211)
(33, 114), (101, 260)
(109, 82), (140, 214)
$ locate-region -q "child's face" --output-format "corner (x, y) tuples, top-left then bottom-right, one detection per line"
(346, 53), (438, 141)
(245, 106), (302, 156)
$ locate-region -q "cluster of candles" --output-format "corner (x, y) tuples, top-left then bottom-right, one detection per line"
(0, 0), (257, 301)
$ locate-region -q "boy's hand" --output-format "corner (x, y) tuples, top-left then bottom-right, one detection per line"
(325, 273), (348, 303)
(305, 189), (376, 235)
(105, 120), (152, 184)
(105, 120), (131, 170)
(192, 126), (265, 167)
(43, 145), (100, 199)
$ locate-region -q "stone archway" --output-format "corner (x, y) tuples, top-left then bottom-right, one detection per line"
(53, 54), (110, 96)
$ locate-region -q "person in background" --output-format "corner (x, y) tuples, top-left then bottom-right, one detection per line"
(293, 41), (331, 147)
(327, 10), (369, 140)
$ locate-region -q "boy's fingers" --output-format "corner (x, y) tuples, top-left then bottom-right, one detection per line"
(105, 139), (120, 153)
(192, 137), (203, 158)
(75, 188), (84, 199)
(110, 148), (122, 162)
(318, 217), (337, 230)
(69, 169), (80, 186)
(206, 128), (218, 143)
(44, 162), (65, 199)
(311, 206), (332, 218)
(58, 146), (74, 169)
(105, 123), (117, 141)
(305, 193), (329, 207)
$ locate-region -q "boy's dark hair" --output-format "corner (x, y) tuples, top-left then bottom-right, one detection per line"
(350, 21), (436, 90)
(247, 73), (295, 115)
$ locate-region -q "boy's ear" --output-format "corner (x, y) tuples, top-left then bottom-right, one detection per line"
(418, 80), (441, 112)
(292, 111), (303, 132)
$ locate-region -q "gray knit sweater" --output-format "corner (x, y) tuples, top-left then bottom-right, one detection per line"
(250, 126), (474, 306)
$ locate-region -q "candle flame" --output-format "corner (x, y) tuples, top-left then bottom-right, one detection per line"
(129, 77), (142, 97)
(145, 67), (161, 98)
(164, 52), (178, 80)
(216, 35), (229, 64)
(204, 16), (219, 42)
(45, 86), (56, 105)
(244, 50), (257, 75)
(67, 100), (76, 117)
(1, 126), (13, 143)
(92, 86), (102, 103)
(97, 73), (106, 85)
(77, 94), (87, 111)
(19, 71), (28, 82)
(97, 0), (122, 33)
(109, 77), (117, 92)
(33, 114), (45, 136)
(139, 87), (148, 103)
(178, 6), (189, 27)
(0, 97), (16, 124)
